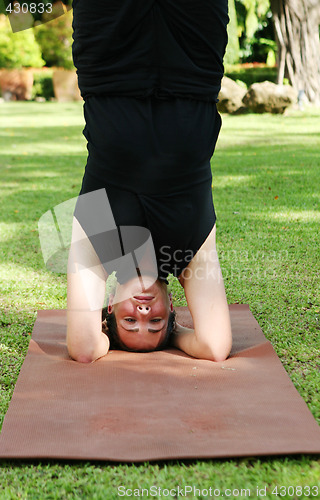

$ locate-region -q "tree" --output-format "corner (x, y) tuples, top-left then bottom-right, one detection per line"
(0, 14), (44, 68)
(225, 0), (240, 65)
(34, 6), (74, 69)
(235, 0), (273, 62)
(270, 0), (320, 104)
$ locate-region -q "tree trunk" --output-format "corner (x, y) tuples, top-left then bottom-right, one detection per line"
(270, 0), (320, 104)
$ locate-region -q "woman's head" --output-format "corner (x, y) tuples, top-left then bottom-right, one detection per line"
(102, 275), (176, 352)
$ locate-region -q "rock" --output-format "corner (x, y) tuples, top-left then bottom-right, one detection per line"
(52, 69), (82, 102)
(217, 76), (247, 114)
(243, 81), (298, 114)
(0, 69), (34, 100)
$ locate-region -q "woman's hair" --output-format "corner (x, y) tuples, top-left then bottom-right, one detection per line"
(102, 307), (176, 352)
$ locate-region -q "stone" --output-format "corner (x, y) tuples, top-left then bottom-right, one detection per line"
(217, 76), (247, 114)
(52, 69), (82, 102)
(243, 81), (298, 114)
(0, 69), (34, 100)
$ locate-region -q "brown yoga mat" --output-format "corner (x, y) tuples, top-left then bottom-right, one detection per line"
(0, 305), (319, 462)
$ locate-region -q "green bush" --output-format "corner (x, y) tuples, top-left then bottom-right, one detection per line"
(34, 8), (74, 69)
(0, 14), (45, 68)
(225, 64), (277, 87)
(31, 71), (54, 100)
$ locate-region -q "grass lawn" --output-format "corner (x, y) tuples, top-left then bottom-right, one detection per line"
(0, 101), (319, 499)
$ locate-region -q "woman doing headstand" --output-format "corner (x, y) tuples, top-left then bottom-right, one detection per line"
(67, 0), (232, 362)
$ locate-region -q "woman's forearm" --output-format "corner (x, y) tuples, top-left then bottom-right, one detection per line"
(172, 323), (230, 362)
(172, 324), (209, 360)
(67, 216), (110, 363)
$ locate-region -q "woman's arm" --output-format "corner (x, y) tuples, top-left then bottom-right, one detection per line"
(67, 217), (109, 363)
(173, 225), (232, 362)
(171, 322), (202, 358)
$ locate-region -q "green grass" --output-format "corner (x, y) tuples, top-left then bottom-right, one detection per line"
(0, 102), (319, 499)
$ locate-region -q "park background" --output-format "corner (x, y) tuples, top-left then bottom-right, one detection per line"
(0, 0), (319, 498)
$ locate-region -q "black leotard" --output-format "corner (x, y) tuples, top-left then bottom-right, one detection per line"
(72, 1), (228, 283)
(72, 0), (229, 102)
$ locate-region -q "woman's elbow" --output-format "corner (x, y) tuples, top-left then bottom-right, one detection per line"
(204, 349), (230, 362)
(200, 338), (232, 362)
(209, 350), (230, 362)
(70, 352), (95, 363)
(67, 343), (96, 363)
(67, 334), (110, 363)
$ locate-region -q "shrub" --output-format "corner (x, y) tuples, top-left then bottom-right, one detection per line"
(31, 70), (54, 100)
(0, 14), (45, 68)
(225, 64), (277, 87)
(34, 7), (74, 69)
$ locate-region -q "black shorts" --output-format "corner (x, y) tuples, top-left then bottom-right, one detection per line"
(75, 95), (221, 283)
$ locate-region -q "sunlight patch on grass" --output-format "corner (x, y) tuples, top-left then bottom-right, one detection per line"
(213, 174), (256, 187)
(265, 210), (320, 222)
(0, 344), (11, 353)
